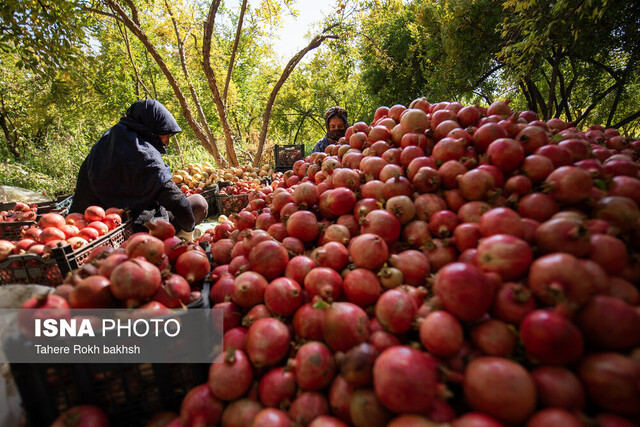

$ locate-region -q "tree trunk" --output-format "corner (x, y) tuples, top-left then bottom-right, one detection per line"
(103, 0), (222, 164)
(0, 110), (20, 159)
(224, 0), (248, 104)
(253, 28), (338, 167)
(164, 0), (227, 168)
(546, 49), (561, 120)
(202, 0), (240, 167)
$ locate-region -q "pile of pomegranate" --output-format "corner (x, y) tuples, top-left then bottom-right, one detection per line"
(0, 201), (40, 222)
(0, 206), (126, 259)
(61, 98), (640, 426)
(20, 218), (210, 310)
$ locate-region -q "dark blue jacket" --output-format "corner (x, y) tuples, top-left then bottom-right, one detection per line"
(70, 100), (196, 231)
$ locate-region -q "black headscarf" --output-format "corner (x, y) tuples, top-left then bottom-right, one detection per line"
(76, 100), (182, 212)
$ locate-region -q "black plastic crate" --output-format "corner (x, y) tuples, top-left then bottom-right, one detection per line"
(274, 144), (304, 169)
(201, 186), (219, 217)
(0, 220), (37, 241)
(51, 218), (134, 278)
(0, 253), (63, 286)
(10, 362), (209, 426)
(8, 283), (212, 426)
(0, 194), (73, 215)
(215, 193), (250, 217)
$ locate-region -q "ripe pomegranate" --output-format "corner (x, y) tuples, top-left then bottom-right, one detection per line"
(520, 309), (584, 365)
(476, 234), (532, 281)
(322, 302), (370, 352)
(286, 210), (319, 243)
(343, 268), (382, 307)
(463, 357), (536, 425)
(544, 166), (593, 204)
(578, 353), (640, 415)
(419, 310), (463, 357)
(232, 271), (268, 308)
(435, 262), (493, 321)
(110, 257), (162, 302)
(264, 277), (303, 317)
(208, 348), (253, 401)
(175, 250), (210, 284)
(575, 295), (640, 350)
(470, 319), (517, 357)
(259, 367), (297, 408)
(375, 289), (416, 334)
(348, 233), (389, 270)
(528, 253), (594, 308)
(245, 318), (290, 368)
(179, 384), (224, 427)
(373, 346), (438, 413)
(51, 405), (109, 427)
(221, 399), (263, 427)
(531, 366), (585, 410)
(289, 392), (330, 426)
(293, 341), (336, 390)
(249, 240), (289, 281)
(350, 388), (393, 427)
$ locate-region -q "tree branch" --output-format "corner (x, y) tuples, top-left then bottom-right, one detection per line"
(164, 0), (226, 167)
(253, 27), (339, 167)
(612, 109), (640, 129)
(224, 0), (248, 104)
(573, 83), (618, 127)
(202, 0), (239, 167)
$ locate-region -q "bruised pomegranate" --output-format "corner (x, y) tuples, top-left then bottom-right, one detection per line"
(293, 341), (336, 390)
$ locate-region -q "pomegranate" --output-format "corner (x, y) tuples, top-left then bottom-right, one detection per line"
(208, 348), (253, 401)
(221, 399), (263, 427)
(69, 275), (115, 308)
(435, 262), (493, 321)
(264, 277), (303, 317)
(476, 234), (533, 281)
(84, 205), (106, 222)
(110, 257), (162, 302)
(251, 408), (291, 426)
(343, 268), (382, 307)
(388, 250), (430, 286)
(375, 289), (416, 334)
(350, 388), (393, 427)
(50, 405), (109, 427)
(259, 367), (297, 408)
(245, 318), (290, 367)
(373, 346), (438, 413)
(231, 271), (269, 308)
(470, 319), (517, 357)
(179, 384), (224, 427)
(490, 282), (536, 324)
(289, 392), (330, 426)
(463, 357), (536, 425)
(531, 366), (585, 410)
(419, 310), (463, 357)
(175, 250), (210, 284)
(322, 302), (370, 352)
(575, 295), (640, 350)
(520, 309), (584, 365)
(544, 166), (593, 204)
(348, 233), (389, 270)
(284, 255), (316, 285)
(286, 210), (319, 243)
(578, 353), (640, 415)
(528, 253), (594, 308)
(249, 240), (289, 281)
(294, 341), (336, 390)
(293, 302), (326, 341)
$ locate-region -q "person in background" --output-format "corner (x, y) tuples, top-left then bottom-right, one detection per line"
(69, 99), (207, 236)
(311, 106), (349, 153)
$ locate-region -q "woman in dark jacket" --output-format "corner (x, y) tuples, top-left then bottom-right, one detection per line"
(311, 106), (349, 153)
(69, 99), (207, 233)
